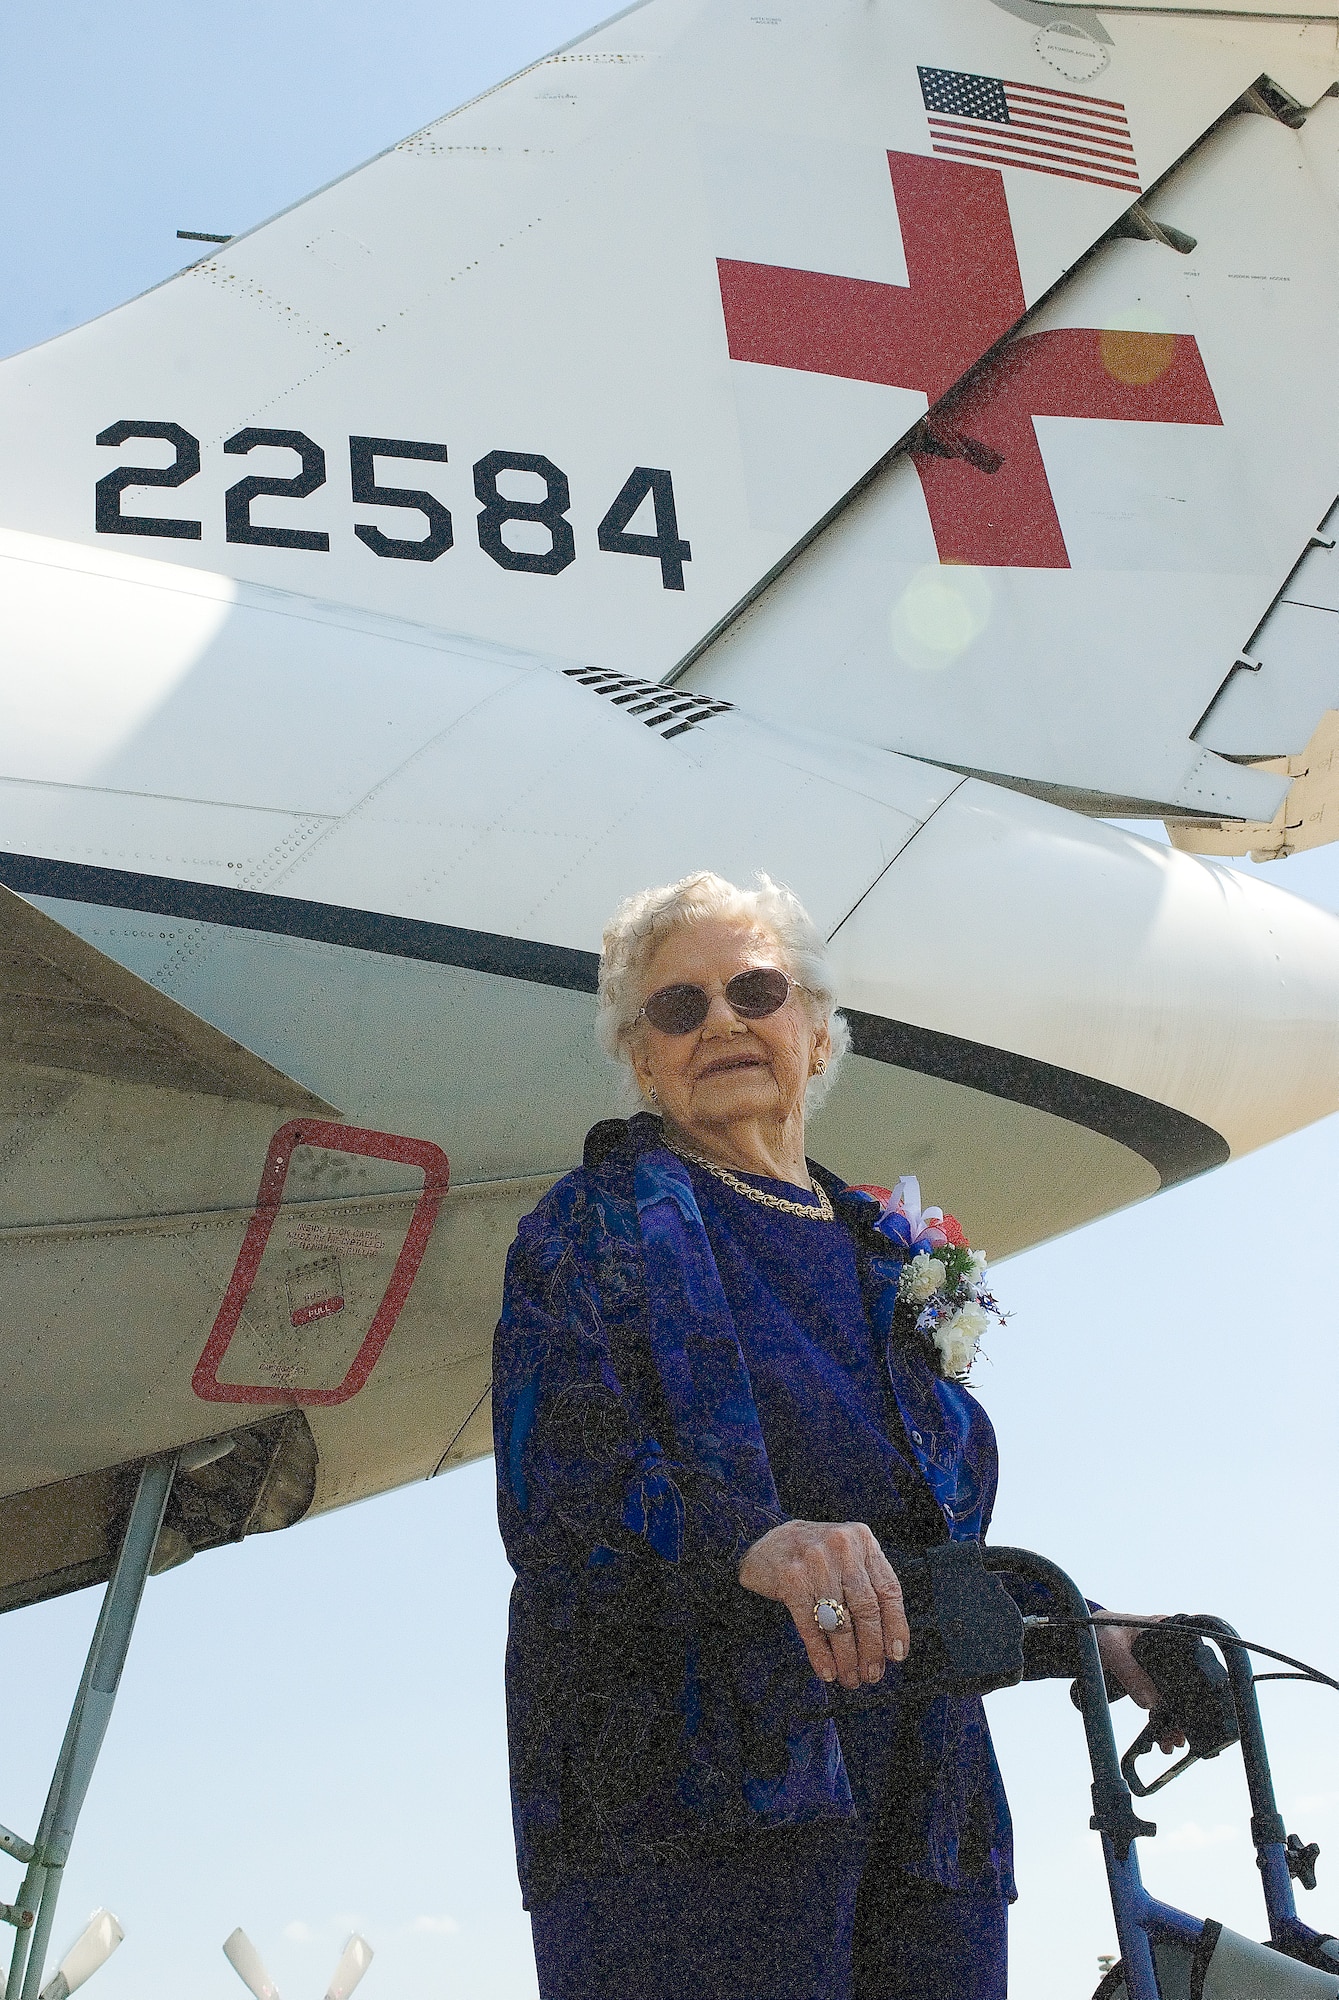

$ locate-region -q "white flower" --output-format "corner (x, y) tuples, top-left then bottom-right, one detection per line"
(902, 1252), (947, 1304)
(967, 1250), (988, 1286)
(933, 1301), (990, 1380)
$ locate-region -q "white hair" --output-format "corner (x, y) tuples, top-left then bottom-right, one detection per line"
(596, 870), (851, 1118)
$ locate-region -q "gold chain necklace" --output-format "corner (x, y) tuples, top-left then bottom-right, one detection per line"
(673, 1145), (834, 1222)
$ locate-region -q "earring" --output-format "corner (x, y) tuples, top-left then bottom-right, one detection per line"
(813, 1059), (826, 1076)
(648, 1086), (659, 1105)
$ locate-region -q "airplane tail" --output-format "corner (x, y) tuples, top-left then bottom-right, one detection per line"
(0, 0), (1336, 839)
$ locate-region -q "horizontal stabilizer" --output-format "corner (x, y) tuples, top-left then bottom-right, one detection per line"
(1, 882), (333, 1108)
(1168, 710), (1339, 860)
(0, 888), (335, 1609)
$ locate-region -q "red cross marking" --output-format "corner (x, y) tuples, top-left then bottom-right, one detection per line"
(716, 151), (1222, 568)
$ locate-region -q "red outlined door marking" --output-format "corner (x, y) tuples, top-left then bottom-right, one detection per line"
(192, 1118), (450, 1407)
(716, 151), (1221, 567)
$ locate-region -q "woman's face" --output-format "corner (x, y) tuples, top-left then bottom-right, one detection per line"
(628, 917), (830, 1153)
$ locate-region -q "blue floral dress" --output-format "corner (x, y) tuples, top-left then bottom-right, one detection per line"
(492, 1114), (1015, 1928)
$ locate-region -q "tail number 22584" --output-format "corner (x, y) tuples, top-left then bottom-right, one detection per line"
(93, 423), (692, 591)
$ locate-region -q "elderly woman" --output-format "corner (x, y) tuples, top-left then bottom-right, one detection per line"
(493, 871), (1168, 2000)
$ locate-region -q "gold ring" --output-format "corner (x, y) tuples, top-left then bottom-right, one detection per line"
(813, 1598), (847, 1634)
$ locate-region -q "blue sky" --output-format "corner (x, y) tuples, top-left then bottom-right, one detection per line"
(1, 9), (1336, 2000)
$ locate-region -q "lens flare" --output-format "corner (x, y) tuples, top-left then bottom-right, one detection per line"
(1099, 326), (1178, 386)
(891, 566), (992, 670)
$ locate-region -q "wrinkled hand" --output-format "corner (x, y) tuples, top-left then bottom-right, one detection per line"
(1093, 1615), (1187, 1753)
(738, 1519), (910, 1691)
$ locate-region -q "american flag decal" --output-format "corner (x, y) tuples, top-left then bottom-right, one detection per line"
(918, 66), (1141, 195)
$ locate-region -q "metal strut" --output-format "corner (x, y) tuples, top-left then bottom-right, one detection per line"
(2, 1453), (178, 2000)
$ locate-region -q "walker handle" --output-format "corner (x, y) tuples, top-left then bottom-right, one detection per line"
(1119, 1618), (1239, 1797)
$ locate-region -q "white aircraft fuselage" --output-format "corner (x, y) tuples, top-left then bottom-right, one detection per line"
(2, 0), (1338, 1607)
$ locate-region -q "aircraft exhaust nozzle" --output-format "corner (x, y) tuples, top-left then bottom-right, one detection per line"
(830, 785), (1339, 1193)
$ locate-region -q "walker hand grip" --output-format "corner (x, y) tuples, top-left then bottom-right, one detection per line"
(1119, 1617), (1239, 1796)
(884, 1540), (1026, 1698)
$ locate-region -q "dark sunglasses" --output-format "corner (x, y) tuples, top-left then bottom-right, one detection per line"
(636, 966), (805, 1036)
